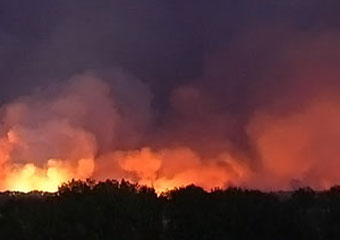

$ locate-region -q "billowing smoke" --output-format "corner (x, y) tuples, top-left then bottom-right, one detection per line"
(0, 71), (152, 191)
(248, 96), (340, 190)
(0, 71), (248, 192)
(2, 1), (340, 192)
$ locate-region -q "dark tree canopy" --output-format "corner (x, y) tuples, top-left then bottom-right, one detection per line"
(0, 179), (340, 240)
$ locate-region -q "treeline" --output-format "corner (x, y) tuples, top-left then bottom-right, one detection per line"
(1, 180), (340, 239)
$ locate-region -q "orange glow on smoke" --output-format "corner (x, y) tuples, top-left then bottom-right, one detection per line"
(115, 147), (249, 193)
(4, 95), (340, 193)
(248, 96), (340, 190)
(3, 75), (340, 193)
(0, 74), (251, 193)
(0, 128), (249, 193)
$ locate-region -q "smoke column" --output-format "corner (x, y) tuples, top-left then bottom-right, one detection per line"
(2, 1), (340, 192)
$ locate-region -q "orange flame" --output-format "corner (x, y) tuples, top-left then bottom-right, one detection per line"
(3, 74), (340, 193)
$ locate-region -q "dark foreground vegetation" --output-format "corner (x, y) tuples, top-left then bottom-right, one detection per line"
(1, 180), (340, 240)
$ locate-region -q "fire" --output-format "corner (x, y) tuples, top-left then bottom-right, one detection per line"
(6, 161), (68, 192)
(4, 158), (95, 192)
(0, 139), (248, 193)
(112, 147), (249, 193)
(0, 122), (96, 192)
(0, 74), (251, 193)
(2, 73), (340, 193)
(0, 124), (249, 193)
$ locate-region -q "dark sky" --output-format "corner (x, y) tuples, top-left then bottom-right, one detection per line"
(0, 1), (339, 99)
(1, 1), (340, 151)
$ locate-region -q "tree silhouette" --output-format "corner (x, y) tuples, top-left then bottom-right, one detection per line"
(0, 180), (340, 239)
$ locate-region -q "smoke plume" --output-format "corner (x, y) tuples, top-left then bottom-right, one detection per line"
(2, 1), (340, 192)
